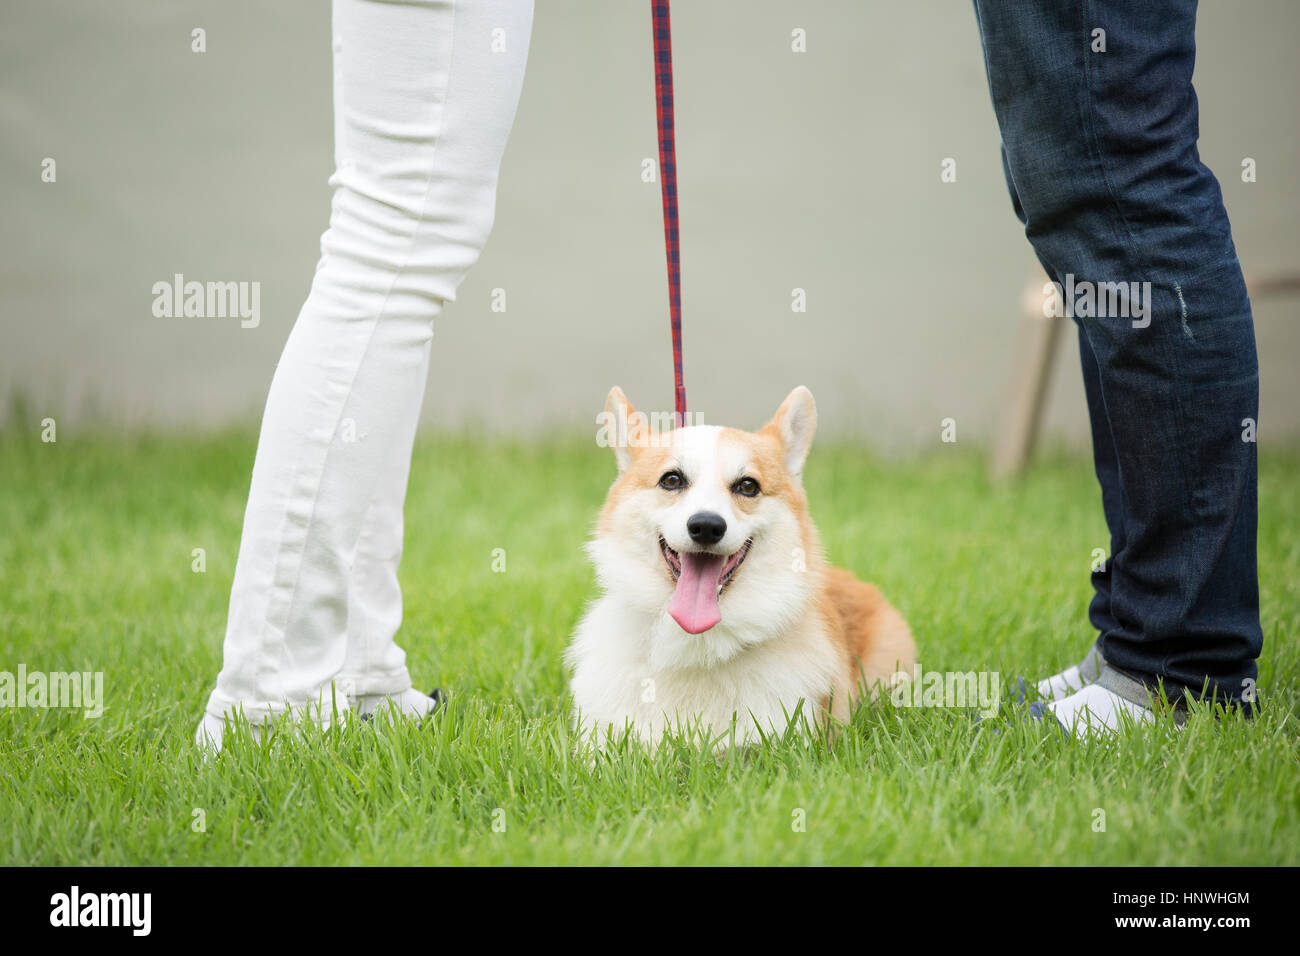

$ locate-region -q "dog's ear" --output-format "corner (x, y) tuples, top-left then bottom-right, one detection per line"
(768, 386), (817, 481)
(603, 386), (650, 475)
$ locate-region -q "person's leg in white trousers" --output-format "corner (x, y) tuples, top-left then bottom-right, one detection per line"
(196, 0), (533, 751)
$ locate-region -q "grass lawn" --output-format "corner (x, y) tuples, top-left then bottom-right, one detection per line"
(1, 428), (1297, 866)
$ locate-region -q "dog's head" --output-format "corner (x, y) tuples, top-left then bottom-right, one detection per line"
(590, 386), (822, 645)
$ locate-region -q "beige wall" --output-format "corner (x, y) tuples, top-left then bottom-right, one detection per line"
(3, 1), (1297, 450)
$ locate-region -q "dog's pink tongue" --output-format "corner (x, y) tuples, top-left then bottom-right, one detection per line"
(669, 551), (726, 634)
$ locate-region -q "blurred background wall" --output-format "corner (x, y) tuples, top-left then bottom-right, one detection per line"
(3, 1), (1297, 450)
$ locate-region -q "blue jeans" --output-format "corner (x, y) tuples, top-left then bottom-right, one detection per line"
(974, 0), (1262, 707)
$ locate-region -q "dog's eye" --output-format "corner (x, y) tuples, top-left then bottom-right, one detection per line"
(733, 477), (761, 497)
(659, 470), (686, 491)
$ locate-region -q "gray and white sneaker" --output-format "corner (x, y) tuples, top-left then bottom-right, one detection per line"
(1034, 645), (1105, 701)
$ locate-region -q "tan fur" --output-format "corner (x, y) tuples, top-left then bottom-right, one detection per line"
(816, 568), (917, 723)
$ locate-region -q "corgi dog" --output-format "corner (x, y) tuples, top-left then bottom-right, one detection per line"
(566, 385), (916, 750)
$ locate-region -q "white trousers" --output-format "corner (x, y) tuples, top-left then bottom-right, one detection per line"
(201, 0), (533, 725)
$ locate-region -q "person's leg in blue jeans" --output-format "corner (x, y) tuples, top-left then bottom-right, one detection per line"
(973, 0), (1263, 734)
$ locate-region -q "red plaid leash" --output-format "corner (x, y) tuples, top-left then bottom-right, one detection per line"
(651, 0), (687, 427)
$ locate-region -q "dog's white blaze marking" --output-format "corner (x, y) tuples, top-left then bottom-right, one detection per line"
(665, 426), (751, 553)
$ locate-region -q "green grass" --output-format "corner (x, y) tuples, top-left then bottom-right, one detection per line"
(1, 428), (1297, 865)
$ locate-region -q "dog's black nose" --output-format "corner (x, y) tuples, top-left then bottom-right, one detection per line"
(687, 511), (727, 546)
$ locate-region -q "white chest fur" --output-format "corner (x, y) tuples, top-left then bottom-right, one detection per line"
(566, 594), (842, 750)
